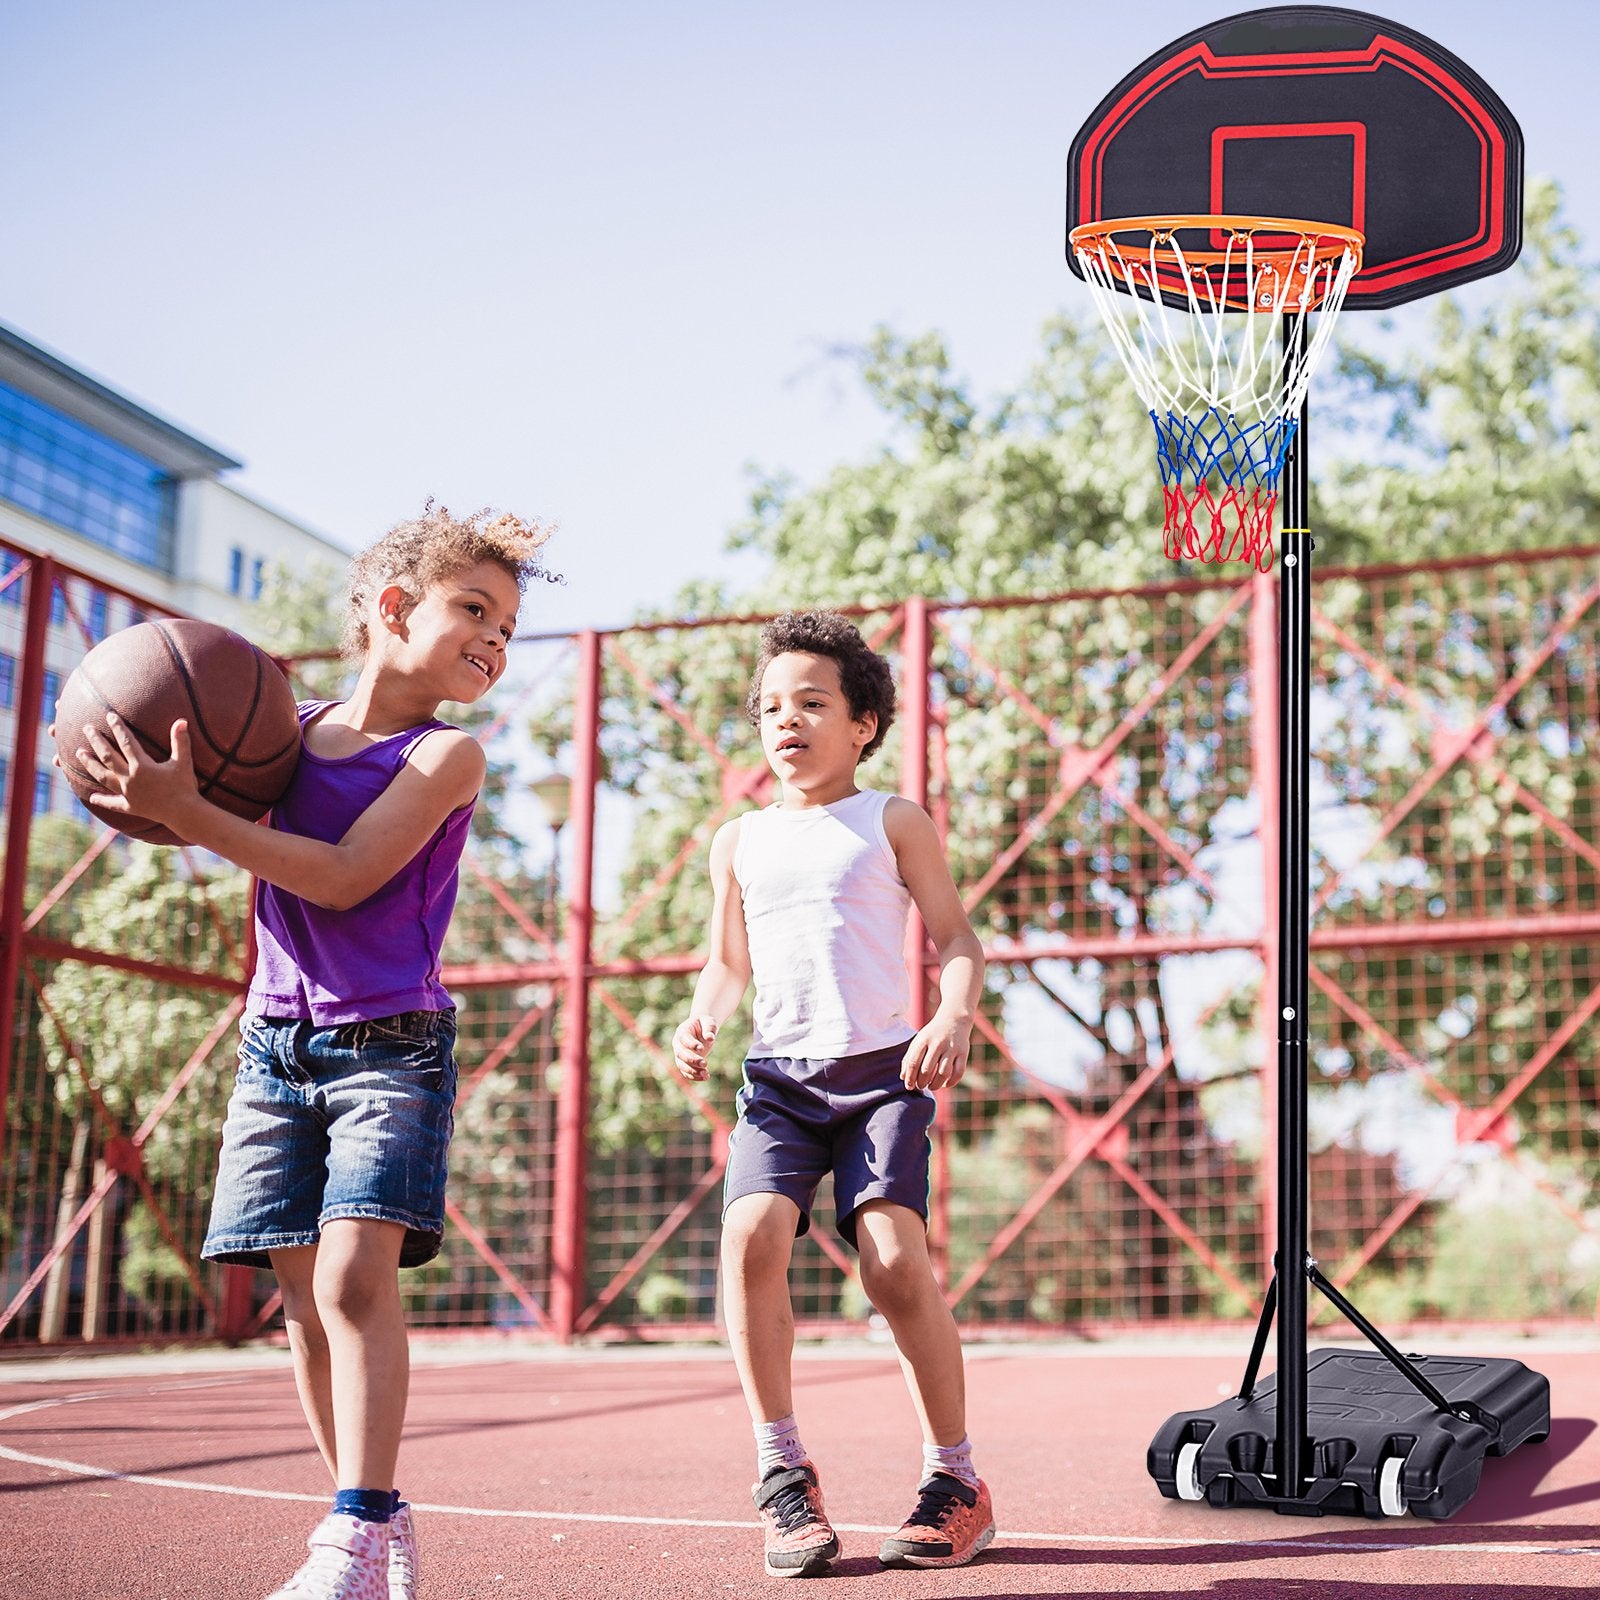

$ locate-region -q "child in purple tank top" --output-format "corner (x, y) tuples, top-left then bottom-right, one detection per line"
(68, 502), (553, 1600)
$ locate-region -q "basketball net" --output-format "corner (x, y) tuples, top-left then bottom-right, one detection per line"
(1069, 216), (1362, 573)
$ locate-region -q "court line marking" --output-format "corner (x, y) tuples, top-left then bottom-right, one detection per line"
(4, 1386), (1596, 1558)
(6, 1438), (1597, 1557)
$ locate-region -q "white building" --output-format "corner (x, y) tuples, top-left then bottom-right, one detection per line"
(0, 320), (349, 819)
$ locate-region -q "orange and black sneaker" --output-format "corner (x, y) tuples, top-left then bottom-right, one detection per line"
(878, 1473), (995, 1568)
(752, 1460), (840, 1578)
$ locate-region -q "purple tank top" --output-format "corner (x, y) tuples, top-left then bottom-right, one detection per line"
(247, 702), (476, 1024)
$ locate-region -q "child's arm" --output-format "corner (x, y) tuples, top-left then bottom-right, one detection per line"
(885, 796), (985, 1091)
(671, 819), (751, 1082)
(71, 713), (484, 912)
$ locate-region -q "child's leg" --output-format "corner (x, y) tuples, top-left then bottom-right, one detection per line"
(723, 1191), (839, 1578)
(858, 1201), (994, 1569)
(720, 1192), (802, 1424)
(272, 1243), (337, 1479)
(854, 1201), (966, 1446)
(311, 1217), (410, 1491)
(256, 1224), (407, 1598)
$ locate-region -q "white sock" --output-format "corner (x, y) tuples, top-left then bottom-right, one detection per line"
(754, 1413), (810, 1476)
(922, 1435), (979, 1489)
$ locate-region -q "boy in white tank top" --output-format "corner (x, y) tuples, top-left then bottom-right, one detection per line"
(672, 611), (994, 1577)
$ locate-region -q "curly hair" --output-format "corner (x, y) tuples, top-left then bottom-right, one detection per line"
(342, 500), (557, 661)
(745, 610), (897, 762)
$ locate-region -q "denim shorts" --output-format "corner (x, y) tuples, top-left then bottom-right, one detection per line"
(723, 1041), (934, 1248)
(203, 1009), (457, 1269)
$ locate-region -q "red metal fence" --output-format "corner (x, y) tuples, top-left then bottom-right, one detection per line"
(2, 541), (1596, 1349)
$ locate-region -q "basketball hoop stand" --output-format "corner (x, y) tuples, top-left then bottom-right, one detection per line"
(1145, 321), (1551, 1519)
(1065, 1), (1551, 1522)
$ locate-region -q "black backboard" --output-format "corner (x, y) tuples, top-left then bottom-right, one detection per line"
(1067, 6), (1523, 308)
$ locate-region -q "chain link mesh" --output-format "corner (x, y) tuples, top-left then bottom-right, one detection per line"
(3, 543), (1595, 1345)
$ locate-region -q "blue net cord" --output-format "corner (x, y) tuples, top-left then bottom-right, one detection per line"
(1151, 408), (1299, 573)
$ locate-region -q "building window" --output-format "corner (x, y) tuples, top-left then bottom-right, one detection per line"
(87, 589), (109, 642)
(0, 754), (7, 806)
(42, 668), (61, 722)
(128, 603), (147, 627)
(250, 556), (266, 600)
(50, 580), (67, 626)
(0, 380), (176, 572)
(33, 768), (53, 816)
(0, 549), (22, 606)
(228, 545), (245, 595)
(0, 651), (13, 710)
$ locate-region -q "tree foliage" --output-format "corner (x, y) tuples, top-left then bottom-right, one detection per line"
(724, 179), (1595, 598)
(564, 182), (1600, 1322)
(731, 318), (1165, 606)
(1319, 180), (1600, 559)
(29, 187), (1592, 1335)
(36, 829), (247, 1327)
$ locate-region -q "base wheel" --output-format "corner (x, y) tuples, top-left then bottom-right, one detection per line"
(1176, 1440), (1204, 1501)
(1377, 1453), (1409, 1517)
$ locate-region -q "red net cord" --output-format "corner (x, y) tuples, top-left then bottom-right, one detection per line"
(1163, 484), (1277, 574)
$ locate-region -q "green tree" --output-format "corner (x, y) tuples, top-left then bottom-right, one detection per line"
(250, 557), (351, 700)
(556, 182), (1599, 1325)
(3, 816), (126, 1320)
(37, 839), (247, 1332)
(1320, 178), (1600, 557)
(733, 318), (1163, 605)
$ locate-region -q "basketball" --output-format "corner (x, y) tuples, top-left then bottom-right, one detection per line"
(52, 618), (302, 846)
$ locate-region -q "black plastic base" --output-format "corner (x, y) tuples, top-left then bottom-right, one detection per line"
(1149, 1347), (1550, 1520)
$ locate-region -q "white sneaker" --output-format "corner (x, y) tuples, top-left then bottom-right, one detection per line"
(388, 1503), (419, 1599)
(265, 1513), (390, 1600)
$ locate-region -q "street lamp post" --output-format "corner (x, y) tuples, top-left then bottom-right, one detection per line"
(528, 772), (572, 916)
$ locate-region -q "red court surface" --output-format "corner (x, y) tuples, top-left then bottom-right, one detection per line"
(4, 1338), (1599, 1599)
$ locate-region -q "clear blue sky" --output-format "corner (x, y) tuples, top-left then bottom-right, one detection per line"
(9, 1), (1595, 631)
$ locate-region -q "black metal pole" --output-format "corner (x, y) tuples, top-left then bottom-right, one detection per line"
(1307, 1264), (1457, 1413)
(1237, 1273), (1278, 1401)
(1273, 316), (1313, 1496)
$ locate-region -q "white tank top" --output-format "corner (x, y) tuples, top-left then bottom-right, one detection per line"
(734, 788), (914, 1058)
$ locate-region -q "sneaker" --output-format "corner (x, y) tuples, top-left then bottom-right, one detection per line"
(265, 1512), (390, 1600)
(878, 1473), (995, 1569)
(387, 1503), (418, 1600)
(752, 1460), (840, 1578)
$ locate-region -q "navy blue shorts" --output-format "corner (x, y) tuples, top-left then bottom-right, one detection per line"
(723, 1042), (935, 1248)
(203, 1009), (457, 1269)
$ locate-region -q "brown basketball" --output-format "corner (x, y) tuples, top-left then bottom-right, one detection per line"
(52, 619), (302, 846)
